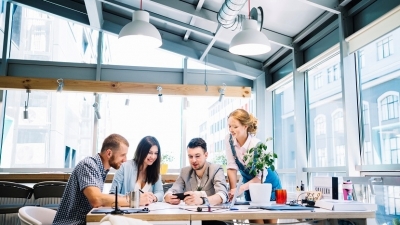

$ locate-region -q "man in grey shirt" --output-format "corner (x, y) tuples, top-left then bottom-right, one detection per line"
(164, 137), (228, 206)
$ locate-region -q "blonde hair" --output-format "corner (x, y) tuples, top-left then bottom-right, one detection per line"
(228, 109), (258, 135)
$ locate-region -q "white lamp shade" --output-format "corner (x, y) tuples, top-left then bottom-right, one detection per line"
(118, 10), (162, 49)
(229, 19), (271, 56)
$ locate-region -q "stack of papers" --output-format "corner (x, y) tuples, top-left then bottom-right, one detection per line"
(315, 199), (377, 211)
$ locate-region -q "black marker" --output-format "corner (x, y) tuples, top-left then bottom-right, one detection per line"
(139, 189), (144, 194)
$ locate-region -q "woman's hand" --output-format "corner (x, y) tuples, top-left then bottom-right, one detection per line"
(228, 187), (244, 201)
(139, 192), (153, 206)
(228, 188), (236, 202)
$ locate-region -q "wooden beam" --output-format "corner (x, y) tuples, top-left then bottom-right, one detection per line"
(0, 76), (251, 98)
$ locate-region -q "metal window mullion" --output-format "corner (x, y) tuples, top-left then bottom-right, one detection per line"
(292, 44), (309, 189)
(0, 2), (13, 76)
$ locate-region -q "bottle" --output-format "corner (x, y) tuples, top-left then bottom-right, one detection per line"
(300, 181), (304, 191)
(342, 180), (353, 201)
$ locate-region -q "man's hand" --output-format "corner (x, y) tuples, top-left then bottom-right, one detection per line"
(183, 191), (203, 205)
(139, 192), (153, 206)
(164, 193), (181, 205)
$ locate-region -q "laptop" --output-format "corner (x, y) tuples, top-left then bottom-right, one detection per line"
(217, 181), (243, 210)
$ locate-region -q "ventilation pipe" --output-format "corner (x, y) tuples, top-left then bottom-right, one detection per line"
(217, 0), (248, 31)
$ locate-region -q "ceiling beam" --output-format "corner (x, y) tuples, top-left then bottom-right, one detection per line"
(299, 19), (338, 51)
(347, 0), (376, 16)
(101, 0), (214, 38)
(263, 47), (290, 68)
(0, 76), (251, 97)
(149, 0), (292, 48)
(297, 0), (340, 14)
(293, 11), (334, 43)
(11, 0), (89, 24)
(84, 0), (104, 29)
(270, 53), (293, 74)
(13, 0), (262, 80)
(262, 29), (293, 49)
(199, 25), (222, 61)
(184, 0), (205, 41)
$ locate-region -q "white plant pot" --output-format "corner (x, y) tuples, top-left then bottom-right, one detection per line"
(249, 183), (272, 206)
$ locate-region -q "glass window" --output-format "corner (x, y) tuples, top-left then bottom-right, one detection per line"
(314, 73), (323, 90)
(9, 6), (98, 63)
(359, 49), (365, 68)
(102, 33), (184, 68)
(314, 115), (326, 135)
(379, 94), (399, 121)
(185, 96), (255, 167)
(1, 90), (255, 170)
(1, 90), (94, 168)
(358, 27), (400, 166)
(377, 36), (394, 60)
(351, 175), (400, 224)
(307, 54), (345, 167)
(273, 80), (295, 170)
(0, 0), (7, 55)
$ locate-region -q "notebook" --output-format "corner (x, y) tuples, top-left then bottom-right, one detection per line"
(254, 205), (315, 211)
(91, 208), (150, 214)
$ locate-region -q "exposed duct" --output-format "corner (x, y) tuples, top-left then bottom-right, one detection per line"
(217, 0), (247, 31)
(217, 1), (264, 31)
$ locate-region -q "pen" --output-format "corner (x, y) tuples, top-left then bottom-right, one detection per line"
(139, 189), (144, 193)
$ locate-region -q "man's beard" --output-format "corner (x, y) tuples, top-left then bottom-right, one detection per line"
(193, 162), (205, 171)
(109, 155), (120, 169)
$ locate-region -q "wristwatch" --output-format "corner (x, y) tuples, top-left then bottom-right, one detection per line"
(201, 197), (209, 205)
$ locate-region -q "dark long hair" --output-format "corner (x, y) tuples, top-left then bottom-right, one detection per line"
(133, 136), (161, 185)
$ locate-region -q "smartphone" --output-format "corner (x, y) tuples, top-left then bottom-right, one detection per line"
(172, 193), (190, 200)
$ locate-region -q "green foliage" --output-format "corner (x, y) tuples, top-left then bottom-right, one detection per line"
(243, 137), (277, 183)
(393, 218), (400, 225)
(213, 151), (227, 165)
(161, 152), (175, 164)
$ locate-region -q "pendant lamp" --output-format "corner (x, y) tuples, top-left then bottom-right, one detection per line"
(229, 19), (271, 56)
(118, 10), (162, 49)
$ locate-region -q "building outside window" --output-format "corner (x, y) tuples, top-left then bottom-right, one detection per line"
(380, 94), (399, 121)
(377, 36), (394, 60)
(307, 54), (345, 168)
(314, 73), (323, 89)
(272, 79), (296, 192)
(332, 110), (344, 132)
(314, 115), (326, 135)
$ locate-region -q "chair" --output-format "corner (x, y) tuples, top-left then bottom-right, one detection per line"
(162, 183), (173, 193)
(0, 181), (34, 214)
(18, 206), (56, 225)
(33, 181), (66, 210)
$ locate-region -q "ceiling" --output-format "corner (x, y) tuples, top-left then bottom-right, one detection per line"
(11, 0), (349, 79)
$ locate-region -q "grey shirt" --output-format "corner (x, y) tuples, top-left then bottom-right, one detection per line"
(167, 162), (228, 203)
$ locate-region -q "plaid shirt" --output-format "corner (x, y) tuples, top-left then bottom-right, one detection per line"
(53, 154), (109, 225)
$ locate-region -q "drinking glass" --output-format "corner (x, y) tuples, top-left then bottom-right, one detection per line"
(275, 189), (287, 204)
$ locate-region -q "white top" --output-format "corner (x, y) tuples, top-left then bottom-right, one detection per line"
(135, 182), (151, 192)
(224, 133), (267, 180)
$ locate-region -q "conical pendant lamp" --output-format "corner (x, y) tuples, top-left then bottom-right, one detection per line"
(229, 19), (271, 56)
(118, 10), (162, 49)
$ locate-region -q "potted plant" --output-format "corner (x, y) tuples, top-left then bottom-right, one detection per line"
(212, 151), (228, 173)
(160, 152), (175, 174)
(243, 137), (277, 205)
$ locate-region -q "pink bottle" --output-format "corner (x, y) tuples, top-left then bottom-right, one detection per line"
(342, 180), (353, 200)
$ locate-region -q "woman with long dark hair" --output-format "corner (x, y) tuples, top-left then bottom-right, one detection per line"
(110, 136), (163, 206)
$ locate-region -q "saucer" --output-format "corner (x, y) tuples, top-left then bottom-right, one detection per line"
(250, 202), (271, 206)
